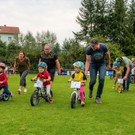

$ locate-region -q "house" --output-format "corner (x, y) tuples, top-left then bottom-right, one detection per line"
(0, 25), (20, 45)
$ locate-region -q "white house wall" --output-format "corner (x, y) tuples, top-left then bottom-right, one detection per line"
(0, 33), (15, 45)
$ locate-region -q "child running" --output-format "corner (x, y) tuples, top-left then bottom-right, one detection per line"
(113, 62), (124, 92)
(131, 58), (135, 83)
(0, 62), (14, 98)
(31, 62), (53, 103)
(68, 61), (87, 106)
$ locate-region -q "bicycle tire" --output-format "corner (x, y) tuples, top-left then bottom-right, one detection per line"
(71, 93), (76, 108)
(2, 92), (10, 101)
(50, 89), (53, 97)
(130, 76), (135, 84)
(30, 91), (39, 106)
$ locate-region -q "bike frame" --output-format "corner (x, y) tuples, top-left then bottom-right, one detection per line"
(71, 88), (80, 102)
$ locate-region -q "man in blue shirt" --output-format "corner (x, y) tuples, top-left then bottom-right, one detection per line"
(85, 38), (111, 104)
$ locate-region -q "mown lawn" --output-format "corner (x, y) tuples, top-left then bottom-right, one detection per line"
(0, 74), (135, 135)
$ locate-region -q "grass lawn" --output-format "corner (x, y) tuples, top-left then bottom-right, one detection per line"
(0, 74), (135, 135)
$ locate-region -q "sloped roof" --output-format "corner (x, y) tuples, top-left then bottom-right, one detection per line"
(0, 25), (20, 34)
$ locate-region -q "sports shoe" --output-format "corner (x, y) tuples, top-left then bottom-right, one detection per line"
(95, 97), (102, 104)
(10, 92), (14, 99)
(24, 88), (27, 93)
(89, 90), (93, 98)
(18, 89), (21, 95)
(49, 98), (53, 104)
(81, 101), (85, 107)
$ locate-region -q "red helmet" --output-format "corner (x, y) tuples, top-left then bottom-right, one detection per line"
(0, 62), (6, 69)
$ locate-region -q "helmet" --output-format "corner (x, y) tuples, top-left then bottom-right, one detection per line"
(73, 61), (84, 69)
(38, 62), (47, 69)
(0, 62), (6, 69)
(113, 61), (119, 67)
(117, 57), (123, 63)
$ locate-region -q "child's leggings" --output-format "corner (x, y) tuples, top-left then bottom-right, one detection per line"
(80, 85), (84, 102)
(46, 85), (51, 97)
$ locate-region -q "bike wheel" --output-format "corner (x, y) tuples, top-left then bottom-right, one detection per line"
(50, 89), (53, 97)
(130, 76), (135, 84)
(83, 92), (85, 100)
(30, 91), (39, 106)
(2, 92), (10, 101)
(71, 93), (76, 108)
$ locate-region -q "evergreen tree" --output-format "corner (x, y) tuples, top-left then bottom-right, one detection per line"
(74, 0), (107, 41)
(74, 0), (96, 40)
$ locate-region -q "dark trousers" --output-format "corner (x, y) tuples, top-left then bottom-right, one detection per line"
(89, 63), (106, 98)
(19, 70), (29, 87)
(122, 65), (132, 90)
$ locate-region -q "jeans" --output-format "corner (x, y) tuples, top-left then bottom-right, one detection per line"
(89, 63), (106, 98)
(122, 65), (132, 90)
(0, 85), (11, 95)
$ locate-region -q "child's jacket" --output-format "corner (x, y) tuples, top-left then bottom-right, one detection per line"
(0, 72), (8, 86)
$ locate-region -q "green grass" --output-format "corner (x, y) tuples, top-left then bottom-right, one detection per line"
(0, 74), (135, 135)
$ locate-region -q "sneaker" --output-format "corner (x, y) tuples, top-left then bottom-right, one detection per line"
(49, 98), (53, 104)
(81, 101), (85, 107)
(95, 97), (102, 104)
(10, 92), (14, 99)
(24, 88), (27, 93)
(18, 89), (21, 95)
(89, 90), (93, 98)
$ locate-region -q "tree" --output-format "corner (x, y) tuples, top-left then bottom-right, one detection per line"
(74, 0), (107, 41)
(62, 38), (75, 53)
(23, 31), (36, 53)
(0, 40), (6, 63)
(6, 41), (21, 65)
(35, 30), (58, 51)
(52, 43), (61, 55)
(59, 38), (86, 69)
(74, 0), (96, 40)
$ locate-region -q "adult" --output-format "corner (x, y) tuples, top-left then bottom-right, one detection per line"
(85, 38), (111, 104)
(115, 56), (132, 91)
(13, 51), (30, 94)
(39, 44), (61, 84)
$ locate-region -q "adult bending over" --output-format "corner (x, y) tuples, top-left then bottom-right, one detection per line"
(13, 51), (30, 94)
(85, 38), (111, 104)
(115, 56), (132, 91)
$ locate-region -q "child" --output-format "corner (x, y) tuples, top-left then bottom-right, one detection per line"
(131, 58), (135, 83)
(0, 62), (14, 98)
(113, 62), (124, 92)
(68, 61), (87, 106)
(32, 62), (53, 103)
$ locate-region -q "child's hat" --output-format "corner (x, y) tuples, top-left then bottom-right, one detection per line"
(38, 62), (47, 69)
(113, 61), (119, 67)
(73, 61), (84, 69)
(0, 62), (6, 69)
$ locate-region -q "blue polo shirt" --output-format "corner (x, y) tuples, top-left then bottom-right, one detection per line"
(86, 43), (108, 64)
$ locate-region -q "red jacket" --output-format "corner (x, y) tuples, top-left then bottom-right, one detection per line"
(36, 71), (51, 86)
(0, 72), (8, 86)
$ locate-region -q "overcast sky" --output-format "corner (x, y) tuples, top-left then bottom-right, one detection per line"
(0, 0), (82, 45)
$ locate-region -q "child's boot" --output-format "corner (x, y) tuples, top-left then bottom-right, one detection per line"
(49, 97), (53, 104)
(81, 101), (85, 107)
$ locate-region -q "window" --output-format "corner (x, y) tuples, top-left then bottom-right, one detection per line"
(8, 37), (12, 41)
